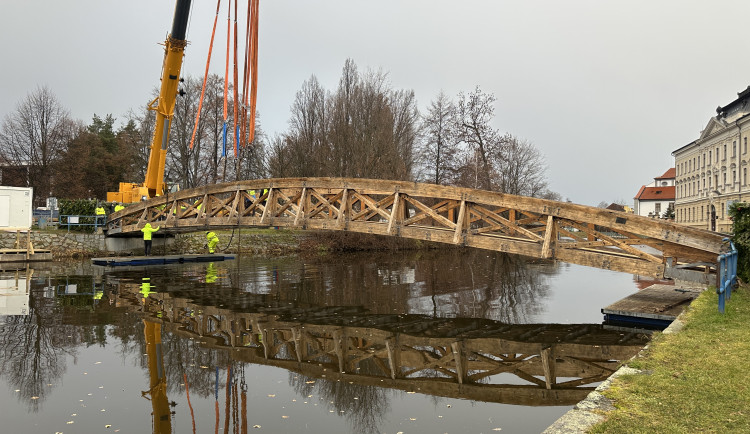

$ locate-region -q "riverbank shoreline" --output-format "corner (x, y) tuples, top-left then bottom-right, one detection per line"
(544, 284), (750, 433)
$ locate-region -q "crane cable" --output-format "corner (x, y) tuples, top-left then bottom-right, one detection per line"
(222, 0), (232, 158)
(246, 0), (260, 145)
(189, 0), (222, 150)
(233, 0), (240, 157)
(239, 1), (251, 149)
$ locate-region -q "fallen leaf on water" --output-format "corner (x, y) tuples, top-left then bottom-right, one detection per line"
(253, 425), (261, 429)
(446, 404), (451, 408)
(305, 381), (315, 384)
(281, 416), (289, 419)
(95, 362), (102, 365)
(98, 386), (104, 389)
(267, 394), (276, 398)
(14, 390), (20, 392)
(407, 391), (416, 394)
(31, 396), (39, 400)
(67, 421), (75, 424)
(200, 365), (209, 369)
(409, 418), (417, 421)
(101, 409), (106, 412)
(492, 429), (502, 431)
(71, 413), (77, 417)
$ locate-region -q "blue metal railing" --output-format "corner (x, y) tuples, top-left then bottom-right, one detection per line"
(59, 214), (106, 232)
(717, 238), (738, 313)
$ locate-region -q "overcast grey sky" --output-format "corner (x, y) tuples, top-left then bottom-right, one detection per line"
(2, 0), (749, 206)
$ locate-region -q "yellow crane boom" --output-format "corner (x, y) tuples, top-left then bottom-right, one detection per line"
(108, 0), (192, 203)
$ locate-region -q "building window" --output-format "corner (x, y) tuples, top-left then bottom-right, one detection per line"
(733, 141), (737, 157)
(717, 147), (719, 161)
(733, 170), (737, 185)
(709, 150), (712, 162)
(709, 176), (712, 188)
(655, 203), (661, 214)
(702, 178), (705, 189)
(703, 153), (706, 167)
(701, 205), (704, 221)
(698, 155), (701, 167)
(724, 144), (727, 159)
(715, 174), (719, 187)
(723, 173), (727, 185)
(745, 168), (747, 185)
(745, 137), (747, 154)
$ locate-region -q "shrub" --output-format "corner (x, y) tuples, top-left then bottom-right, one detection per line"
(728, 202), (750, 281)
(58, 199), (101, 233)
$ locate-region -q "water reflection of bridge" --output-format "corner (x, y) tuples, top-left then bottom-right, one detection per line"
(118, 281), (648, 406)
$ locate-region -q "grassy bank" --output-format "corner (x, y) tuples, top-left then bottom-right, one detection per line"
(591, 285), (750, 433)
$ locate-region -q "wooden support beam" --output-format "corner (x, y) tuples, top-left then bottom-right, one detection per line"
(451, 341), (468, 385)
(541, 216), (556, 259)
(387, 193), (400, 235)
(294, 187), (307, 227)
(541, 346), (556, 389)
(453, 200), (466, 245)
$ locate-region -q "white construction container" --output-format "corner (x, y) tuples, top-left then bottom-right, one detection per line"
(0, 186), (33, 230)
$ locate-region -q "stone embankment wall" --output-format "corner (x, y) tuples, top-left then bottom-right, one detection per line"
(0, 231), (107, 258)
(0, 229), (309, 258)
(2, 229), (434, 258)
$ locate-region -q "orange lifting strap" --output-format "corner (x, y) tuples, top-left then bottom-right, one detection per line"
(190, 0), (260, 153)
(189, 0), (222, 150)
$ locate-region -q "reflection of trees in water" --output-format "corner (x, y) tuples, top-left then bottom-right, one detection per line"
(159, 331), (235, 398)
(447, 250), (554, 323)
(0, 292), (78, 411)
(289, 359), (390, 434)
(230, 249), (558, 324)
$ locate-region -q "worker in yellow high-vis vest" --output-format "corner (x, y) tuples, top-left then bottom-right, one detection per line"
(141, 223), (160, 256)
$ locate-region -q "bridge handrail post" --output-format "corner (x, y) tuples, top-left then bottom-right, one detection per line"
(716, 238), (738, 314)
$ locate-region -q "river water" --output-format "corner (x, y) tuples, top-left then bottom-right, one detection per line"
(0, 249), (654, 433)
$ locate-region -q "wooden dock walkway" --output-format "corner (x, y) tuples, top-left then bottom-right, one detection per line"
(91, 253), (235, 267)
(602, 284), (703, 328)
(0, 248), (52, 264)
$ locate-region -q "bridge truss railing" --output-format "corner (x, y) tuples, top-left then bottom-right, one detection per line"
(106, 178), (726, 283)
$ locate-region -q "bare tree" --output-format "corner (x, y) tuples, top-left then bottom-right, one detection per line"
(416, 91), (459, 185)
(494, 134), (549, 197)
(273, 59), (418, 181)
(0, 86), (74, 205)
(455, 86), (498, 190)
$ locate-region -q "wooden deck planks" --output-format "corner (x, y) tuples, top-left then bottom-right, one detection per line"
(602, 284), (702, 326)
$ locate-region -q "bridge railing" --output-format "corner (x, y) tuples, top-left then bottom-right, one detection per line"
(717, 238), (738, 313)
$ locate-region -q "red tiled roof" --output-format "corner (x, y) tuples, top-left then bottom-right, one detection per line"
(655, 168), (675, 179)
(635, 186), (675, 201)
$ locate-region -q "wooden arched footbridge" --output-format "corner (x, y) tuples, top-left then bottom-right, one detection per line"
(106, 178), (725, 283)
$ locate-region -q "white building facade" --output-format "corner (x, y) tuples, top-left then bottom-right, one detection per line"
(672, 86), (750, 232)
(633, 168), (675, 218)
